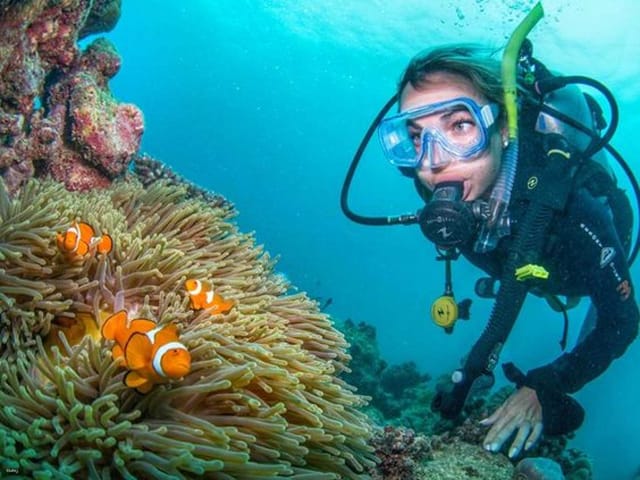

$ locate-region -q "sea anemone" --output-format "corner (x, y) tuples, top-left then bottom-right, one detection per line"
(0, 176), (376, 478)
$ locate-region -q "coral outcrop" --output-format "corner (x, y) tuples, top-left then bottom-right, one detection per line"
(368, 426), (432, 480)
(340, 319), (446, 433)
(420, 439), (513, 479)
(0, 0), (140, 193)
(341, 319), (594, 479)
(0, 176), (376, 478)
(367, 425), (515, 480)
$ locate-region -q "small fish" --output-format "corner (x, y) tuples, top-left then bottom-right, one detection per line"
(57, 221), (113, 258)
(101, 310), (156, 360)
(184, 279), (234, 314)
(320, 297), (333, 310)
(45, 312), (101, 353)
(101, 310), (191, 393)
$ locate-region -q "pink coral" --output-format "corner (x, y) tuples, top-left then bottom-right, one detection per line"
(69, 70), (144, 176)
(0, 0), (141, 193)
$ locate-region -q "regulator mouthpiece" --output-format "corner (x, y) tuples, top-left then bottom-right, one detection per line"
(419, 182), (478, 248)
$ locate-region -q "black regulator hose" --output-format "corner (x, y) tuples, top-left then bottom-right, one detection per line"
(432, 136), (570, 418)
(529, 95), (639, 265)
(535, 75), (619, 159)
(340, 94), (419, 226)
(433, 201), (554, 418)
(607, 142), (640, 265)
(541, 102), (640, 263)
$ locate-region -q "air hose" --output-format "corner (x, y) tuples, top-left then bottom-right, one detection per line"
(434, 2), (546, 418)
(435, 138), (570, 418)
(470, 1), (546, 375)
(476, 2), (544, 252)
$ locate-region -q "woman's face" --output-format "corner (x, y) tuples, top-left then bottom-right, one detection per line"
(399, 71), (505, 201)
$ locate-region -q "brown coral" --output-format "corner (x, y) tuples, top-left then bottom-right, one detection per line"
(368, 425), (432, 480)
(0, 177), (376, 478)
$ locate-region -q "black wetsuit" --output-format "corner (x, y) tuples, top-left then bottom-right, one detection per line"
(458, 171), (639, 432)
(465, 185), (639, 388)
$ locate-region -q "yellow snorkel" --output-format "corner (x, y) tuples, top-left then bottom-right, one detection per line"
(503, 2), (544, 140)
(475, 2), (544, 252)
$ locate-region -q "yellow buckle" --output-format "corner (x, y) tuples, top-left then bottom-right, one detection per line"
(515, 264), (549, 281)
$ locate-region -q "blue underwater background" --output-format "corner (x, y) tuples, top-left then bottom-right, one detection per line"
(101, 1), (639, 478)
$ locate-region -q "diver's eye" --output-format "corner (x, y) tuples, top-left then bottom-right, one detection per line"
(446, 111), (479, 143)
(452, 119), (475, 133)
(408, 128), (422, 149)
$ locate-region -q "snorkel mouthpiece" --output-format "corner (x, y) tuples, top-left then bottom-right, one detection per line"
(419, 182), (478, 248)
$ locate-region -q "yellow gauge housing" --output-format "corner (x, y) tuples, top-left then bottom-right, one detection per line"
(431, 295), (458, 328)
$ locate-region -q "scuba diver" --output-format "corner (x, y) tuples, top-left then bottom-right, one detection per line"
(341, 4), (639, 459)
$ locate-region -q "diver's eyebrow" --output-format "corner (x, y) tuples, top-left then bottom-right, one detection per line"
(439, 105), (468, 117)
(405, 105), (469, 128)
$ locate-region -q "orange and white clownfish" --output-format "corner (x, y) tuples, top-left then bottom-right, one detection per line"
(57, 221), (113, 258)
(44, 312), (101, 355)
(184, 279), (235, 314)
(101, 310), (191, 394)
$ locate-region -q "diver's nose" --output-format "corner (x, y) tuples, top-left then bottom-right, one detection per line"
(423, 138), (447, 170)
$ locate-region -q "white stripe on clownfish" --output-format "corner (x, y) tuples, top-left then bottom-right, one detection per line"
(145, 326), (163, 343)
(152, 341), (188, 377)
(71, 222), (82, 252)
(205, 289), (215, 304)
(189, 279), (203, 295)
(89, 235), (105, 249)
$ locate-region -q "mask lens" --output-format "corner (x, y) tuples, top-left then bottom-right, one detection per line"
(421, 136), (457, 169)
(378, 98), (498, 169)
(378, 118), (420, 167)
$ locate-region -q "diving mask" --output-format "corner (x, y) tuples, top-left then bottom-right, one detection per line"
(378, 97), (500, 169)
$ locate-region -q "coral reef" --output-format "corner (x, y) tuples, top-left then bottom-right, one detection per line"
(132, 153), (228, 208)
(0, 0), (141, 193)
(368, 426), (432, 480)
(421, 438), (514, 479)
(0, 177), (376, 478)
(339, 319), (442, 433)
(79, 0), (122, 38)
(341, 319), (594, 479)
(367, 424), (515, 480)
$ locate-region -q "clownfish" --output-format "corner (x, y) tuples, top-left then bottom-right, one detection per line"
(184, 279), (234, 314)
(57, 221), (113, 258)
(45, 312), (101, 354)
(101, 310), (191, 394)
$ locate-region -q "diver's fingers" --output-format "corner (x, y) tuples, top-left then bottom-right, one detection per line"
(508, 422), (531, 458)
(483, 417), (518, 453)
(479, 405), (504, 426)
(524, 422), (544, 451)
(486, 404), (521, 439)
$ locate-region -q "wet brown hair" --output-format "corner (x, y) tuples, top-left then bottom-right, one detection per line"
(398, 44), (505, 114)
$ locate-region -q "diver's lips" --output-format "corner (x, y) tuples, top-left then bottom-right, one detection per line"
(432, 176), (470, 200)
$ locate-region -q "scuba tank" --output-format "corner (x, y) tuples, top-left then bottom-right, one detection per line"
(519, 38), (616, 179)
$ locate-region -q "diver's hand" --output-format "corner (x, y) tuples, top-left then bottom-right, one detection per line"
(479, 386), (543, 458)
